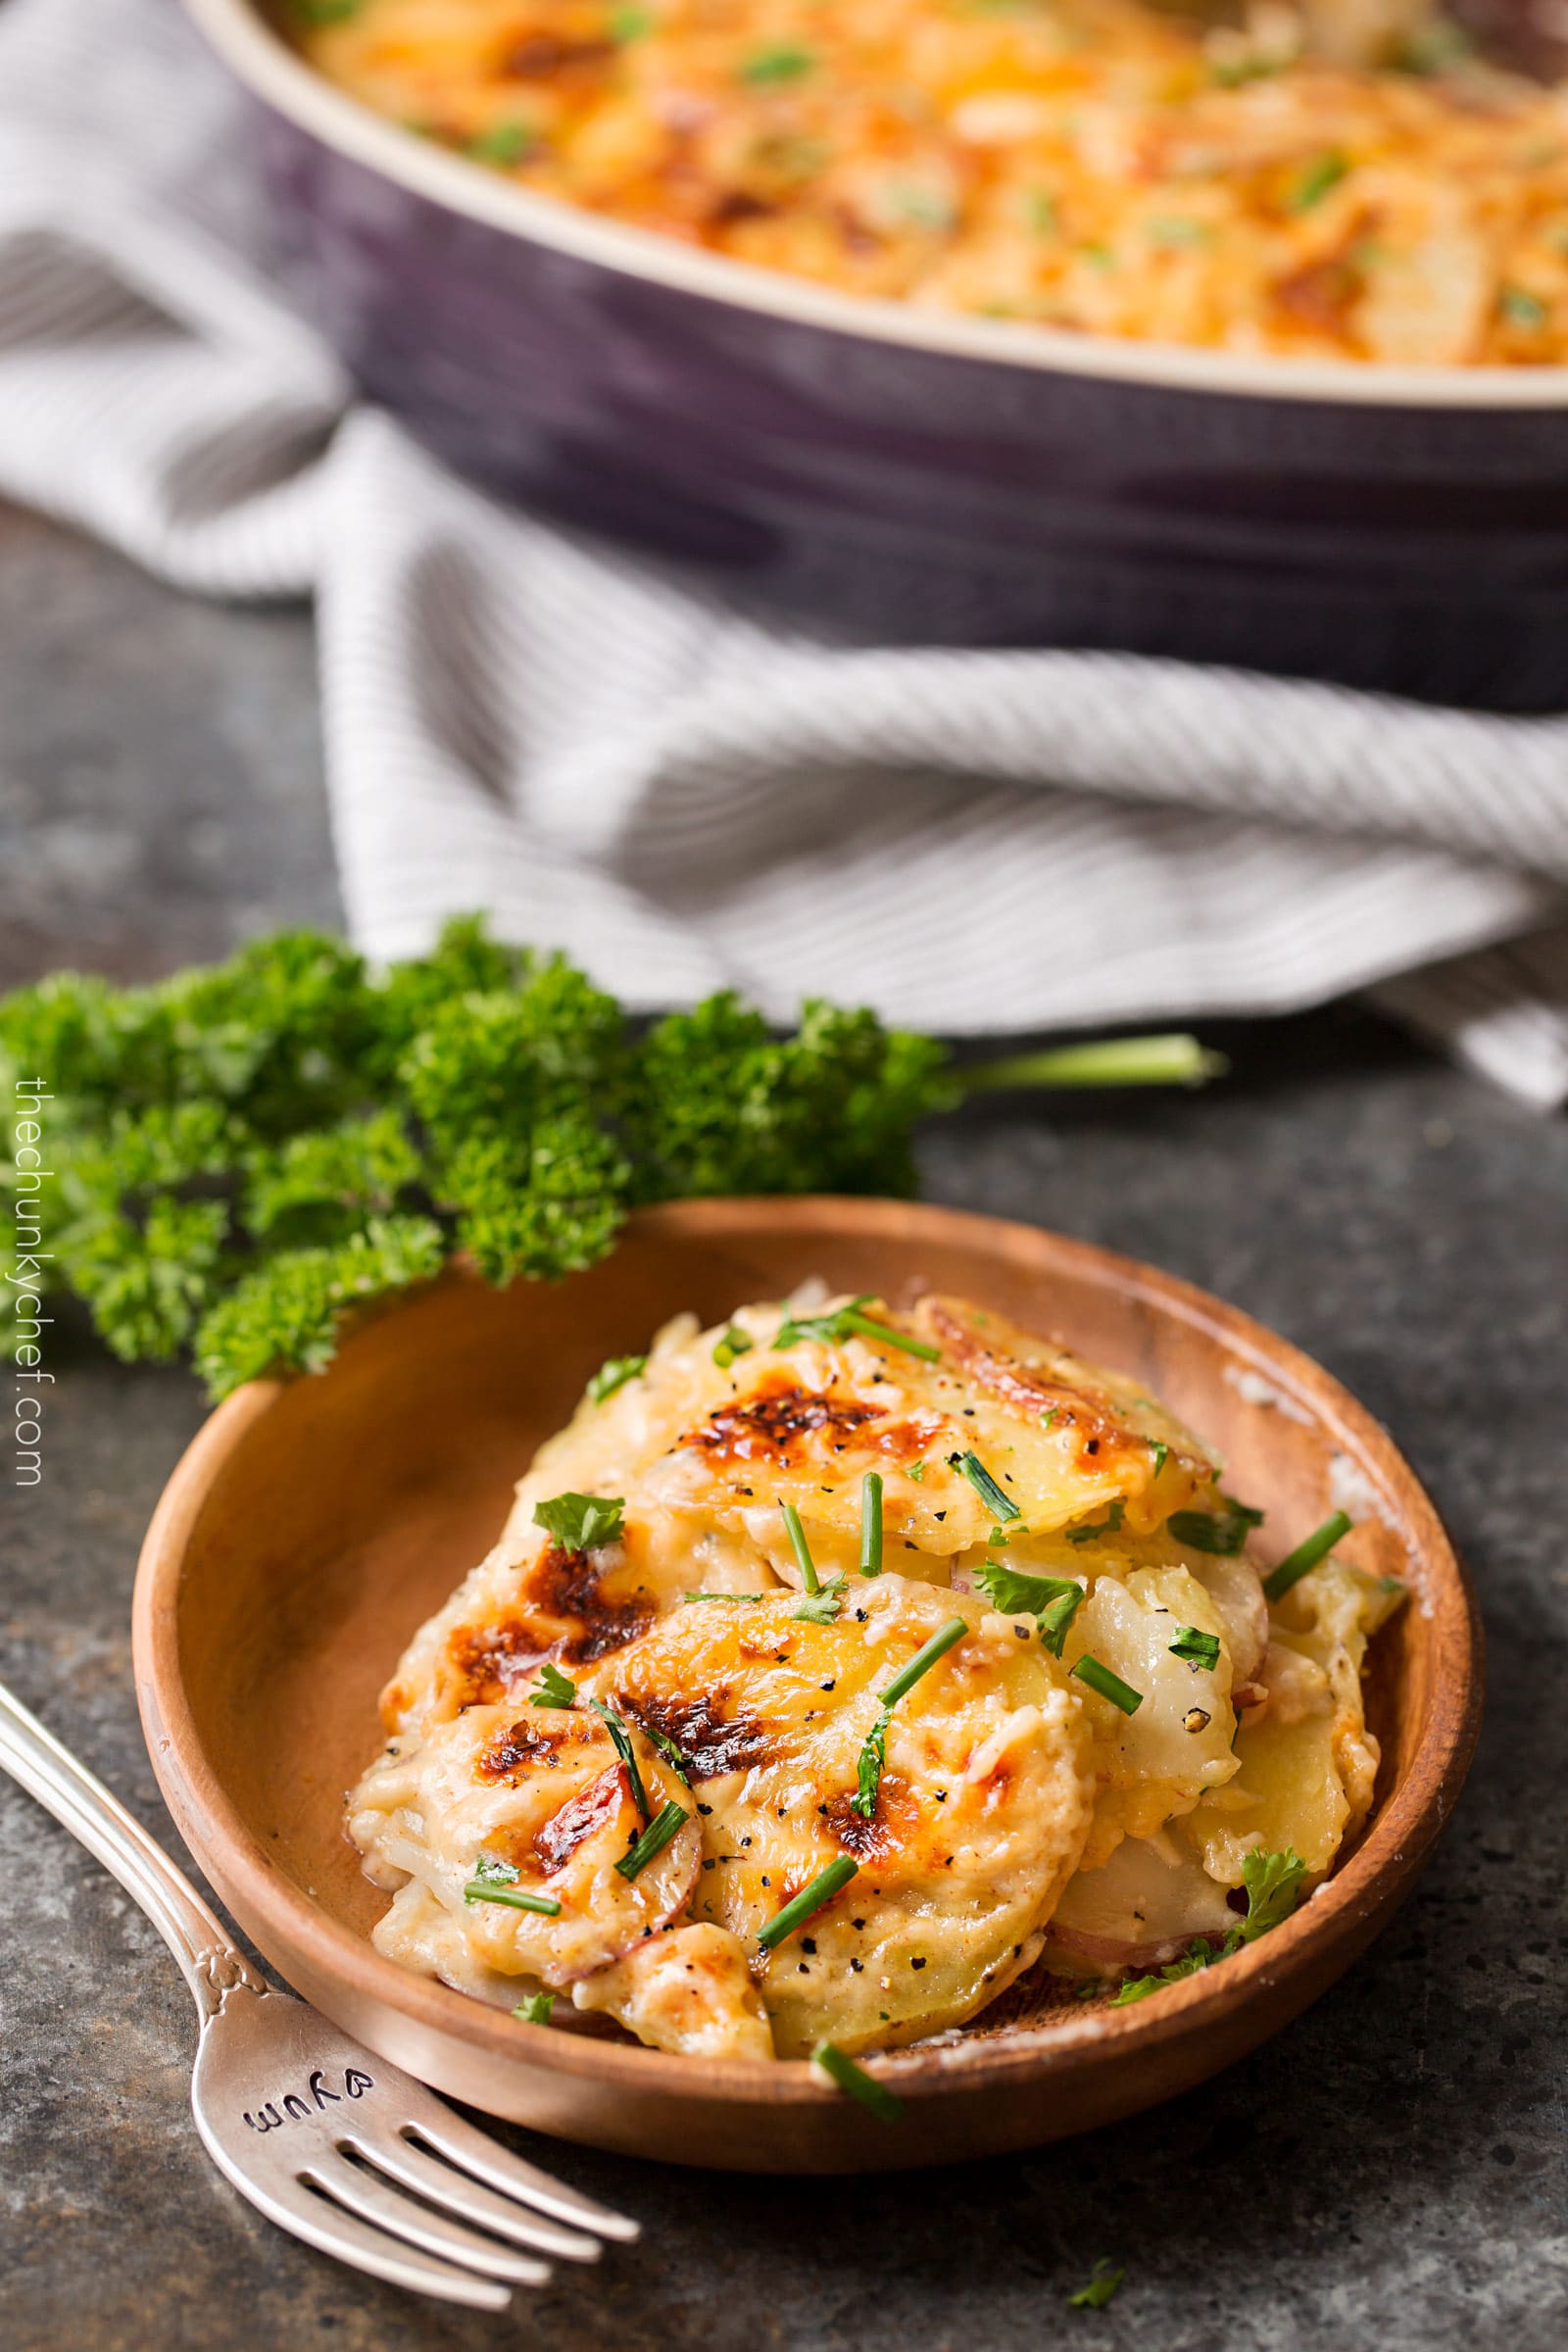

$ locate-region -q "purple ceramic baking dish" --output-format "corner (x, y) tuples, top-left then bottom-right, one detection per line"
(191, 0), (1568, 710)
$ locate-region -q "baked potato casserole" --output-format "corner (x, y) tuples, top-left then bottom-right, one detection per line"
(349, 1288), (1403, 2069)
(285, 0), (1568, 364)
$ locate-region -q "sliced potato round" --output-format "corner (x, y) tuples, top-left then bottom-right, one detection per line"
(571, 1923), (774, 2060)
(349, 1699), (700, 1986)
(596, 1576), (1093, 2057)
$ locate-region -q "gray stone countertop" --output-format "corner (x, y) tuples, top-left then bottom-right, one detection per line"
(2, 503), (1565, 2352)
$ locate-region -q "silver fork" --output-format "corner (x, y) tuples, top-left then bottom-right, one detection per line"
(0, 1679), (638, 2309)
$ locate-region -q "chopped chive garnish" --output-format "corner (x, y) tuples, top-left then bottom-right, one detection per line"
(859, 1471), (884, 1576)
(780, 1499), (820, 1594)
(906, 1460), (927, 1482)
(852, 1616), (968, 1818)
(1262, 1510), (1352, 1603)
(534, 1491), (625, 1551)
(793, 1573), (847, 1625)
(464, 1858), (562, 1918)
(757, 1854), (859, 1949)
(613, 1799), (688, 1881)
(1288, 150), (1349, 212)
(971, 1559), (1084, 1657)
(530, 1660), (577, 1709)
(679, 1590), (761, 1604)
(774, 1294), (940, 1361)
(1070, 1654), (1144, 1714)
(1168, 1626), (1221, 1670)
(641, 1722), (692, 1785)
(586, 1353), (645, 1404)
(588, 1698), (651, 1821)
(740, 40), (815, 84)
(1149, 1440), (1169, 1476)
(513, 1990), (555, 2024)
(951, 1449), (1020, 1522)
(878, 1616), (968, 1708)
(852, 1706), (890, 1820)
(810, 2038), (905, 2123)
(1067, 2257), (1125, 2309)
(712, 1323), (754, 1369)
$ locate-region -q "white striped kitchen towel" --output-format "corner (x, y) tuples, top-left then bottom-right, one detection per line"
(2, 0), (1567, 1103)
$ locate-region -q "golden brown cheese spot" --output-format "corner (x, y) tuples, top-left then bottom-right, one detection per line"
(446, 1615), (549, 1710)
(618, 1688), (776, 1783)
(914, 1296), (1162, 1483)
(684, 1381), (881, 1466)
(477, 1718), (566, 1781)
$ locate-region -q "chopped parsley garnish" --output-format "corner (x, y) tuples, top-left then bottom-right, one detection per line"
(1110, 1846), (1307, 2001)
(951, 1449), (1020, 1522)
(712, 1323), (754, 1369)
(793, 1573), (848, 1625)
(773, 1294), (940, 1361)
(740, 41), (815, 85)
(853, 1617), (968, 1817)
(1064, 1497), (1125, 1545)
(757, 1854), (859, 1949)
(464, 1855), (562, 1915)
(810, 2039), (904, 2123)
(971, 1559), (1084, 1657)
(1168, 1626), (1221, 1671)
(613, 1799), (689, 1881)
(1067, 2258), (1125, 2309)
(1288, 150), (1350, 213)
(587, 1698), (652, 1820)
(780, 1499), (821, 1594)
(534, 1491), (625, 1551)
(466, 120), (535, 168)
(1167, 1494), (1264, 1556)
(1070, 1654), (1143, 1715)
(1235, 1844), (1307, 1937)
(530, 1660), (577, 1708)
(1261, 1509), (1352, 1603)
(859, 1470), (884, 1576)
(586, 1353), (645, 1404)
(513, 1991), (555, 2025)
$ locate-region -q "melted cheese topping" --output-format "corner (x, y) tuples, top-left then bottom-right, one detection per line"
(288, 1), (1568, 365)
(349, 1287), (1397, 2055)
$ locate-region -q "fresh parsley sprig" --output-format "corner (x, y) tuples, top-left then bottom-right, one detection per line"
(533, 1492), (625, 1551)
(1167, 1493), (1265, 1556)
(0, 915), (1217, 1397)
(530, 1661), (577, 1708)
(1109, 1847), (1308, 2004)
(971, 1558), (1084, 1657)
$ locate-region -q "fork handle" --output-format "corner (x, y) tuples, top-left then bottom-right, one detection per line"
(0, 1678), (267, 2018)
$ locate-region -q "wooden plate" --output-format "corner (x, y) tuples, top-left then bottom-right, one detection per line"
(132, 1199), (1482, 2173)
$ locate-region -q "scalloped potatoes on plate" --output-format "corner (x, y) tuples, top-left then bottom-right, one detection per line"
(349, 1288), (1401, 2060)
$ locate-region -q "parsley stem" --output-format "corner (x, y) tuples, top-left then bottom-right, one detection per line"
(879, 1616), (967, 1708)
(612, 1799), (689, 1881)
(757, 1854), (859, 1949)
(780, 1500), (820, 1594)
(810, 2039), (905, 2124)
(859, 1471), (883, 1577)
(959, 1035), (1225, 1092)
(1262, 1510), (1352, 1603)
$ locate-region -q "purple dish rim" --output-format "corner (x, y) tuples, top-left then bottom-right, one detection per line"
(190, 0), (1568, 415)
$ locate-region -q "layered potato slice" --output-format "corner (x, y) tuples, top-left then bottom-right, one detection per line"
(598, 1579), (1092, 2056)
(349, 1285), (1397, 2054)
